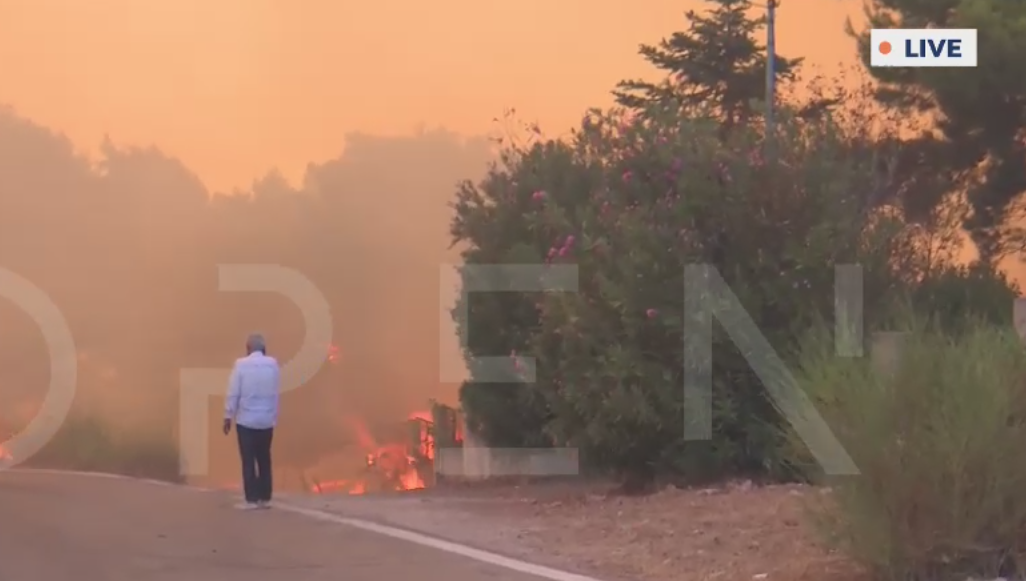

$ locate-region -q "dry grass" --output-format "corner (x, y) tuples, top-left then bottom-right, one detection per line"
(451, 480), (866, 581)
(296, 479), (867, 581)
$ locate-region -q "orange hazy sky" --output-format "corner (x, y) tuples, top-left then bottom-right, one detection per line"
(0, 0), (862, 192)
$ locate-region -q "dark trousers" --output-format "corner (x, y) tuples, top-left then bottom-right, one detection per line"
(236, 425), (274, 503)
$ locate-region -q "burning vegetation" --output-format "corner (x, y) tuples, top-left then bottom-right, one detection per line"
(306, 406), (461, 495)
(298, 346), (463, 495)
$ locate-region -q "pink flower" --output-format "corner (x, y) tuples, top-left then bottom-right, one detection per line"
(564, 235), (575, 247)
(510, 349), (523, 372)
(547, 247), (557, 258)
(748, 149), (764, 167)
(622, 170), (633, 182)
(558, 246), (569, 257)
(532, 190), (547, 201)
(646, 308), (658, 319)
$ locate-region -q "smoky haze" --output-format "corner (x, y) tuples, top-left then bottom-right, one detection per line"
(0, 0), (870, 490)
(0, 106), (486, 486)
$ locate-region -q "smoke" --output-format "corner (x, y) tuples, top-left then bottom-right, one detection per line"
(0, 107), (488, 485)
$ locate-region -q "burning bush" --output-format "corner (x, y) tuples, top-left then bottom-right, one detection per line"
(307, 410), (438, 495)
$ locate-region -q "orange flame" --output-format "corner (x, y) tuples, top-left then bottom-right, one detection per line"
(310, 479), (366, 495)
(308, 410), (434, 495)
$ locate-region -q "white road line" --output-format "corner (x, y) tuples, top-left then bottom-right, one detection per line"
(4, 468), (607, 581)
(274, 502), (606, 581)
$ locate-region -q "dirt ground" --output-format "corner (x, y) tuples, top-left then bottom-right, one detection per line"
(285, 479), (869, 581)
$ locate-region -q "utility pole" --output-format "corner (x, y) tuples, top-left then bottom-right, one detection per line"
(765, 0), (778, 138)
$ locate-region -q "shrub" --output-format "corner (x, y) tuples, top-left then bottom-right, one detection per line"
(25, 413), (182, 483)
(911, 262), (1019, 334)
(450, 98), (1019, 489)
(791, 316), (1026, 581)
(452, 138), (593, 448)
(523, 103), (918, 486)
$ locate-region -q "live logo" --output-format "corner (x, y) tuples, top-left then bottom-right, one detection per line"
(904, 38), (964, 58)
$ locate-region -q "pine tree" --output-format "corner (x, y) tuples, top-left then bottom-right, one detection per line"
(852, 0), (1026, 263)
(613, 0), (801, 129)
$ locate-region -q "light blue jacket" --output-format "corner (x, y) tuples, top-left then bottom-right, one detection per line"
(224, 352), (281, 430)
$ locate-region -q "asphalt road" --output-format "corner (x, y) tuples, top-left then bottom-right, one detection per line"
(0, 470), (553, 581)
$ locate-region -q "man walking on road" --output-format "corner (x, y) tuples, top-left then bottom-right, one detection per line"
(223, 333), (280, 510)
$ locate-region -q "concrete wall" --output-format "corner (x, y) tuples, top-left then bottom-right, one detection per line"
(434, 418), (579, 480)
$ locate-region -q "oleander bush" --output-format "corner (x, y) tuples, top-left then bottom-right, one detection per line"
(453, 101), (948, 487)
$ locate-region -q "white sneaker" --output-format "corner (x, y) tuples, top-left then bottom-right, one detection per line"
(234, 502), (260, 510)
(257, 500), (272, 509)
